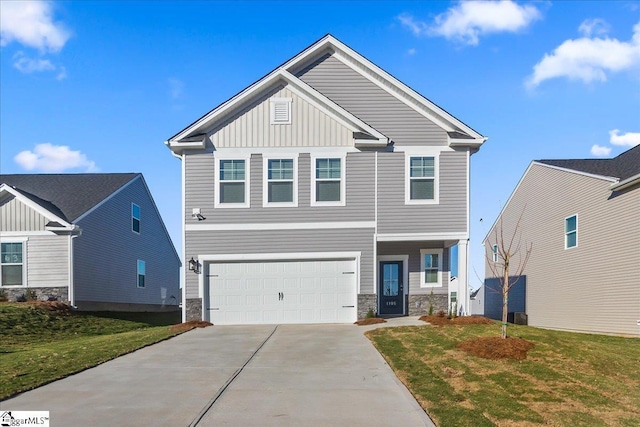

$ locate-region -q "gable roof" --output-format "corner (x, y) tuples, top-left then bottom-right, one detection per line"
(0, 173), (139, 222)
(166, 34), (486, 151)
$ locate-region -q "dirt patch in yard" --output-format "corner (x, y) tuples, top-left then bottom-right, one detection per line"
(457, 336), (535, 360)
(169, 320), (213, 332)
(419, 315), (494, 326)
(355, 318), (387, 326)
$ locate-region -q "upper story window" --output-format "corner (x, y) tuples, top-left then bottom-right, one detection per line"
(137, 260), (146, 288)
(132, 203), (141, 234)
(565, 215), (577, 249)
(263, 156), (298, 207)
(311, 154), (346, 206)
(1, 242), (25, 286)
(215, 157), (250, 208)
(406, 155), (438, 204)
(492, 244), (498, 262)
(420, 249), (443, 287)
(270, 98), (292, 125)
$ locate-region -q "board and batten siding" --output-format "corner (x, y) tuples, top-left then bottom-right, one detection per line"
(485, 164), (640, 336)
(209, 85), (353, 148)
(297, 54), (448, 146)
(185, 151), (375, 223)
(185, 228), (375, 299)
(73, 177), (180, 306)
(26, 235), (69, 287)
(0, 196), (48, 231)
(377, 150), (467, 234)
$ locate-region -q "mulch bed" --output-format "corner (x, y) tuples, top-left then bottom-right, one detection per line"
(419, 315), (494, 326)
(355, 318), (387, 326)
(27, 301), (73, 313)
(457, 336), (535, 360)
(169, 320), (213, 332)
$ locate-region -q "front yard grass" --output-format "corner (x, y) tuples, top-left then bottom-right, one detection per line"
(366, 322), (640, 427)
(0, 302), (184, 400)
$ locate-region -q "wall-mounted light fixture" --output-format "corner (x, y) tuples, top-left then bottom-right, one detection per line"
(188, 257), (200, 274)
(192, 208), (206, 221)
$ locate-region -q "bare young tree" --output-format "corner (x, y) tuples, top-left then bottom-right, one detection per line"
(486, 209), (532, 339)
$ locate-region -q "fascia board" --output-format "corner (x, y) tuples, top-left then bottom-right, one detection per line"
(610, 173), (640, 191)
(165, 139), (206, 154)
(0, 184), (73, 228)
(535, 162), (618, 183)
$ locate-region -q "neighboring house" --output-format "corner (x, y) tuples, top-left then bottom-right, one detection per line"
(0, 173), (181, 311)
(484, 145), (640, 336)
(166, 34), (486, 325)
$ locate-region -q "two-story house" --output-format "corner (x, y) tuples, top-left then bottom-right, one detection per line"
(166, 35), (486, 324)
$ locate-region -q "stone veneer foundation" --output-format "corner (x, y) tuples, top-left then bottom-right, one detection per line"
(408, 294), (448, 316)
(2, 287), (68, 302)
(185, 298), (203, 321)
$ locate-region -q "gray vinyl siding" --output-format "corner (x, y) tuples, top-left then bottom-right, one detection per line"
(377, 241), (450, 296)
(185, 228), (374, 298)
(297, 54), (448, 146)
(185, 151), (375, 223)
(377, 150), (467, 234)
(485, 164), (640, 336)
(27, 235), (69, 287)
(74, 177), (180, 306)
(0, 196), (47, 231)
(209, 85), (352, 148)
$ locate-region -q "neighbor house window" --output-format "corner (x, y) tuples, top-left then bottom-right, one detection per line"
(311, 154), (346, 206)
(1, 242), (25, 286)
(215, 157), (250, 208)
(132, 203), (141, 233)
(492, 244), (498, 262)
(270, 98), (292, 124)
(405, 156), (438, 204)
(137, 260), (145, 288)
(420, 249), (443, 287)
(263, 156), (297, 206)
(565, 215), (577, 249)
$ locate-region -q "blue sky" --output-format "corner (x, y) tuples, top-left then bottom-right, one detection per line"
(2, 1), (639, 287)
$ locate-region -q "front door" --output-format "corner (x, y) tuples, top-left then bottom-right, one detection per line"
(379, 261), (404, 315)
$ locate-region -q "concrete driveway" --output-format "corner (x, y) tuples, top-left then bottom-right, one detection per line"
(3, 321), (434, 426)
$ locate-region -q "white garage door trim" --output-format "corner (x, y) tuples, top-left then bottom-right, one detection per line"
(198, 252), (360, 325)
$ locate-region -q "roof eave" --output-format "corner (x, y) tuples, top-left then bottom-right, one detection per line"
(165, 138), (207, 154)
(610, 173), (640, 191)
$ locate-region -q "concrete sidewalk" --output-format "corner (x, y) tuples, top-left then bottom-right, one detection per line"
(3, 321), (434, 426)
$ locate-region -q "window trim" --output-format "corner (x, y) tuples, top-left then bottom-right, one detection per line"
(131, 203), (141, 234)
(270, 97), (292, 125)
(405, 153), (439, 205)
(420, 248), (443, 288)
(565, 214), (578, 249)
(137, 259), (146, 288)
(1, 238), (27, 287)
(310, 153), (346, 207)
(263, 154), (298, 207)
(214, 155), (251, 209)
(492, 244), (498, 263)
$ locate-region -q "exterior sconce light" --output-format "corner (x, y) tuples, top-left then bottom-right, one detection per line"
(188, 257), (200, 274)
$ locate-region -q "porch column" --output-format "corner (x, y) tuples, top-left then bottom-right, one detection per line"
(457, 239), (469, 315)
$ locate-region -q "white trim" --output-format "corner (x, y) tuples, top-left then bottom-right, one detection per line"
(181, 152), (187, 322)
(270, 97), (292, 125)
(69, 235), (77, 307)
(377, 255), (409, 315)
(0, 231), (53, 236)
(213, 146), (358, 155)
(564, 214), (578, 250)
(199, 251), (361, 262)
(262, 154), (299, 207)
(377, 232), (468, 242)
(310, 152), (347, 207)
(0, 237), (29, 243)
(611, 173), (640, 191)
(0, 184), (72, 227)
(405, 153), (439, 205)
(214, 155), (251, 209)
(420, 248), (443, 288)
(0, 238), (28, 287)
(74, 175), (139, 223)
(466, 148), (470, 236)
(186, 221), (375, 231)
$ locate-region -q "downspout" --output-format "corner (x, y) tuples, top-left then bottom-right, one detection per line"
(69, 234), (78, 308)
(373, 151), (378, 315)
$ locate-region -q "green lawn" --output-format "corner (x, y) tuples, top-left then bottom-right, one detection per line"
(0, 303), (183, 400)
(366, 322), (640, 427)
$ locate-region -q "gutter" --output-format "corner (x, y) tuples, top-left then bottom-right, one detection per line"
(610, 173), (640, 192)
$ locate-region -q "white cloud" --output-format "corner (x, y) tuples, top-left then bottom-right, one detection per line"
(590, 144), (611, 157)
(0, 1), (70, 52)
(14, 143), (98, 172)
(407, 48), (417, 55)
(168, 78), (185, 99)
(609, 129), (640, 147)
(12, 51), (55, 73)
(578, 18), (610, 37)
(526, 21), (640, 88)
(399, 1), (542, 45)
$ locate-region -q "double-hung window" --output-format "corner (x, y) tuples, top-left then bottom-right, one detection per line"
(420, 249), (443, 287)
(264, 156), (297, 206)
(565, 215), (577, 249)
(492, 244), (498, 262)
(132, 203), (141, 233)
(216, 157), (250, 208)
(406, 155), (438, 204)
(137, 260), (146, 288)
(311, 154), (345, 206)
(1, 242), (25, 286)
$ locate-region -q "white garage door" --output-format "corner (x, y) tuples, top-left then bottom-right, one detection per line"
(207, 259), (357, 325)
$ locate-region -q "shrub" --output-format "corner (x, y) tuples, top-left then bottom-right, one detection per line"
(365, 308), (375, 319)
(428, 289), (434, 316)
(436, 310), (446, 317)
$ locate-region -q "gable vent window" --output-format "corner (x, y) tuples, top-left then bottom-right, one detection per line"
(270, 98), (292, 125)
